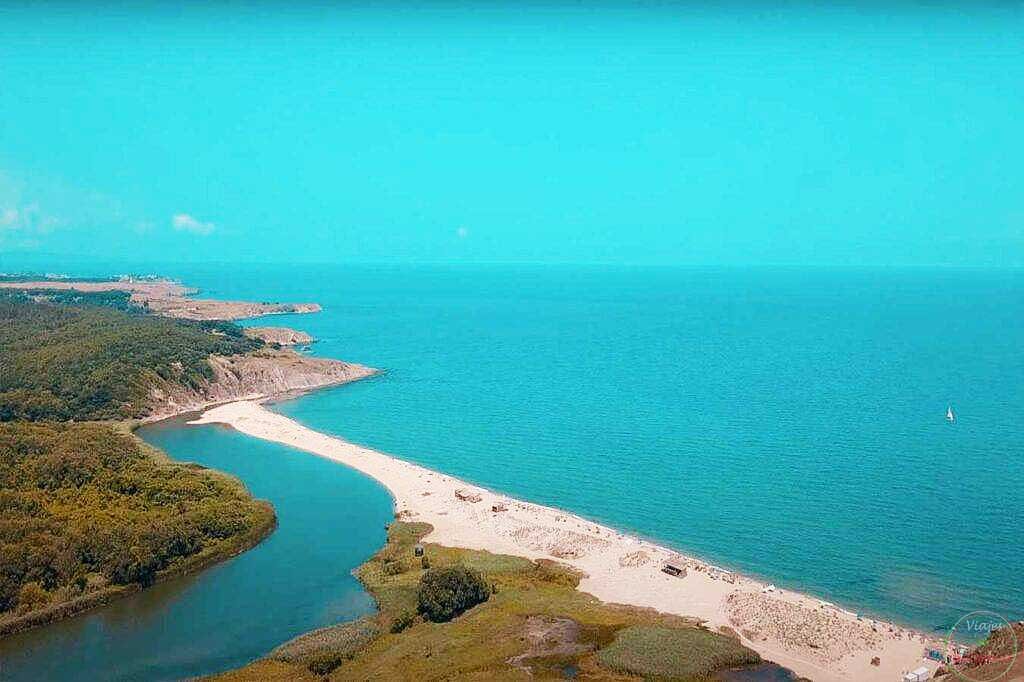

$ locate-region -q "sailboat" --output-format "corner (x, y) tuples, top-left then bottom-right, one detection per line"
(946, 405), (955, 423)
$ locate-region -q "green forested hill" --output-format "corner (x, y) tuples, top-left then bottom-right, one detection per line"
(0, 421), (274, 632)
(0, 292), (260, 421)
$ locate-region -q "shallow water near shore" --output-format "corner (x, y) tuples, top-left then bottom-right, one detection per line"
(0, 418), (392, 682)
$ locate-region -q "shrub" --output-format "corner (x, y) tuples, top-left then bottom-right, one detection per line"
(416, 566), (491, 623)
(307, 653), (346, 676)
(390, 611), (416, 633)
(381, 559), (405, 576)
(420, 556), (430, 570)
(16, 582), (50, 614)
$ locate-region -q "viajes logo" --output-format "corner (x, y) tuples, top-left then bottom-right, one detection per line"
(945, 610), (1019, 682)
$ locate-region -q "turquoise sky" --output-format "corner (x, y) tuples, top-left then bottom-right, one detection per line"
(1, 3), (1021, 267)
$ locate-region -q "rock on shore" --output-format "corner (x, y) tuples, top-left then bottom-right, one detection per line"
(243, 327), (315, 346)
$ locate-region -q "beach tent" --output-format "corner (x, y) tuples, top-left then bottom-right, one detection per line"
(902, 666), (931, 681)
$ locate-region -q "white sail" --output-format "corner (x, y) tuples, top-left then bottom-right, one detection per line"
(946, 406), (955, 422)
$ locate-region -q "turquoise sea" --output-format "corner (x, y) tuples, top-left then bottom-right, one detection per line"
(137, 263), (1024, 627)
(1, 263), (1021, 679)
(220, 263), (1023, 630)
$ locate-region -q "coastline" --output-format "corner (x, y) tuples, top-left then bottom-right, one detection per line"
(192, 400), (944, 682)
(142, 350), (378, 423)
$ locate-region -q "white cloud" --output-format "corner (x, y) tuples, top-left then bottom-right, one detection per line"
(0, 203), (56, 232)
(172, 213), (215, 236)
(0, 207), (19, 229)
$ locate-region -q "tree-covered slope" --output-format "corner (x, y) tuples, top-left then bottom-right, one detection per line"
(0, 421), (274, 633)
(0, 292), (260, 421)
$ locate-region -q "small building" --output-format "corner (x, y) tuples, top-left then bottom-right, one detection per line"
(903, 666), (931, 682)
(492, 503), (508, 512)
(454, 489), (482, 503)
(414, 544), (424, 557)
(661, 560), (687, 578)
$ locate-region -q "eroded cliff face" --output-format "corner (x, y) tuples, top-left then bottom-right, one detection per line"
(146, 349), (376, 420)
(243, 327), (315, 346)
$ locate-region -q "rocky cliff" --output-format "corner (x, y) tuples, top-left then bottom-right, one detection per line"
(146, 348), (376, 420)
(243, 326), (315, 346)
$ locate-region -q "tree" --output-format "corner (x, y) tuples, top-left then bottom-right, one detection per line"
(416, 566), (491, 622)
(17, 581), (50, 614)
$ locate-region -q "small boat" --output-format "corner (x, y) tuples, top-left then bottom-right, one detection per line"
(946, 405), (955, 423)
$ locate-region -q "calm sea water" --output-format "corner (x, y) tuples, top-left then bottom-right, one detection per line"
(0, 417), (392, 681)
(199, 263), (1021, 633)
(2, 263), (1020, 679)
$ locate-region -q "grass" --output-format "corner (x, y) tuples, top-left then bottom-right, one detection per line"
(210, 521), (763, 681)
(598, 626), (761, 680)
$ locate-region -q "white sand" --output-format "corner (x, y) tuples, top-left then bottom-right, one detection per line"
(191, 400), (942, 682)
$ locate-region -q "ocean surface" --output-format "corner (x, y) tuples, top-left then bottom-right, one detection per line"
(2, 263), (1021, 679)
(0, 417), (392, 681)
(208, 263), (1022, 633)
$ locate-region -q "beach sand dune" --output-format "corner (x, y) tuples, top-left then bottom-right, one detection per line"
(191, 400), (941, 682)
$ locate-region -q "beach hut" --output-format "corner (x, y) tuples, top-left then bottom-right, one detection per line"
(661, 560), (687, 578)
(454, 489), (482, 503)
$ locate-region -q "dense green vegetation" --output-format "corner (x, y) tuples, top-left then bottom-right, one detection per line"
(416, 566), (491, 622)
(212, 522), (763, 681)
(0, 292), (275, 636)
(0, 421), (274, 633)
(0, 292), (260, 421)
(12, 288), (142, 312)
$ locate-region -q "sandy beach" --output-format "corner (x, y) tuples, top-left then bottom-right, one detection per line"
(191, 400), (945, 682)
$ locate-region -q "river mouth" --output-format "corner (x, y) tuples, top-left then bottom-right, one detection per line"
(0, 417), (393, 682)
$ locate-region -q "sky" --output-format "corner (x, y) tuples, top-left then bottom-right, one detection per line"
(1, 2), (1021, 269)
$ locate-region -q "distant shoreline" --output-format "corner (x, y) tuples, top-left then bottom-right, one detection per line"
(0, 278), (320, 321)
(193, 399), (943, 682)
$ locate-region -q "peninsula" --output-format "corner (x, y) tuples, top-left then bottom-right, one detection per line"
(195, 401), (943, 682)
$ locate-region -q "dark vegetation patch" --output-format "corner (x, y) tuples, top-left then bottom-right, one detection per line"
(417, 565), (491, 622)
